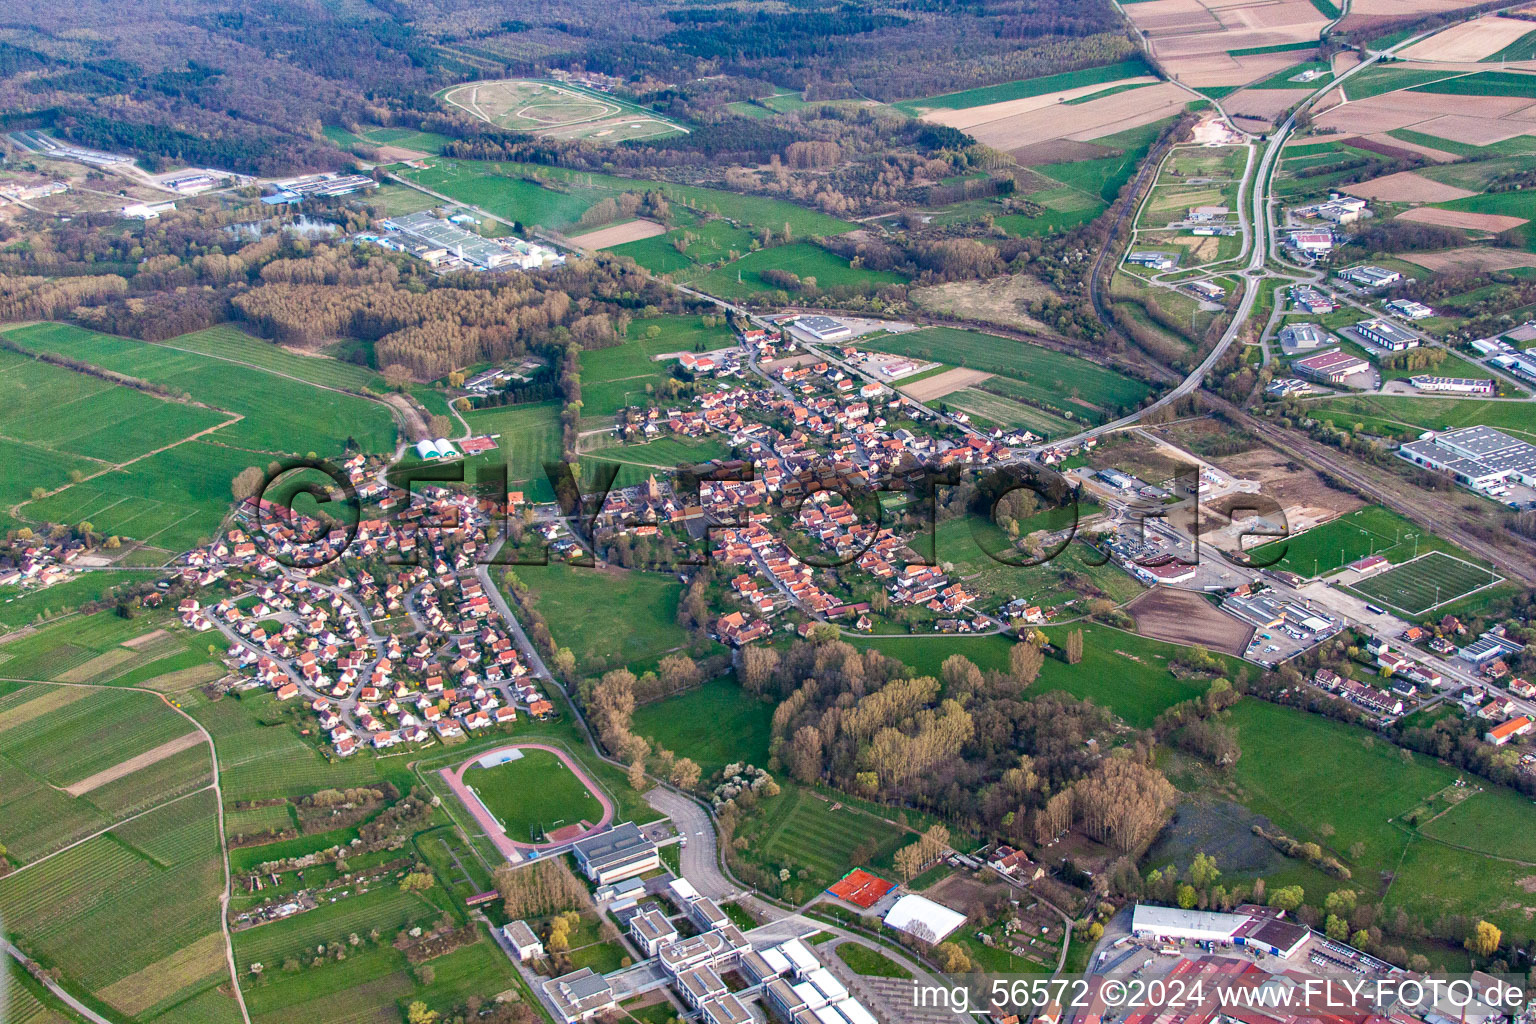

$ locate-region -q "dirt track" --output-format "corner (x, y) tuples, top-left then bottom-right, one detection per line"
(64, 731), (206, 796)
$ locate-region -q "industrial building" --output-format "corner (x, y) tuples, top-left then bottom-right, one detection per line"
(1397, 425), (1536, 492)
(1354, 317), (1419, 351)
(1409, 376), (1494, 395)
(1290, 285), (1335, 314)
(267, 173), (378, 200)
(1340, 265), (1402, 290)
(1293, 348), (1368, 384)
(795, 316), (853, 341)
(1279, 323), (1329, 352)
(1130, 905), (1311, 959)
(381, 211), (559, 272)
(1386, 299), (1434, 320)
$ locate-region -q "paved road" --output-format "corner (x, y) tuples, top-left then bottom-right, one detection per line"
(4, 936), (119, 1024)
(644, 788), (738, 901)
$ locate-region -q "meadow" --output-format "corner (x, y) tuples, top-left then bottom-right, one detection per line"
(893, 59), (1153, 113)
(401, 159), (857, 237)
(631, 675), (774, 777)
(683, 242), (906, 300)
(1303, 394), (1536, 443)
(3, 323), (397, 455)
(607, 214), (758, 276)
(163, 324), (383, 391)
(936, 387), (1078, 437)
(1245, 504), (1475, 578)
(931, 516), (1143, 613)
(861, 325), (1152, 416)
(854, 625), (1223, 730)
(463, 746), (606, 842)
(1411, 71), (1536, 99)
(1037, 118), (1175, 204)
(509, 562), (702, 674)
(0, 568), (161, 630)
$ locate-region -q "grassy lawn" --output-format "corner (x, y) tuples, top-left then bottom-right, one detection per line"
(3, 323), (396, 455)
(684, 242), (906, 300)
(835, 942), (913, 978)
(631, 675), (773, 777)
(509, 563), (701, 675)
(1303, 393), (1536, 444)
(1246, 503), (1482, 578)
(401, 159), (857, 237)
(463, 747), (607, 842)
(1038, 117), (1175, 203)
(930, 515), (1140, 613)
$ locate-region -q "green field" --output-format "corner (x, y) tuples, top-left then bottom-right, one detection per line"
(509, 563), (702, 674)
(1, 323), (397, 546)
(1343, 67), (1464, 100)
(581, 315), (737, 417)
(734, 782), (909, 892)
(161, 325), (383, 391)
(863, 326), (1151, 418)
(1304, 394), (1536, 443)
(1245, 504), (1474, 578)
(893, 59), (1154, 113)
(930, 515), (1142, 612)
(1347, 551), (1502, 615)
(1412, 71), (1536, 99)
(684, 242), (906, 300)
(401, 159), (857, 237)
(1435, 189), (1536, 219)
(936, 387), (1078, 437)
(1037, 117), (1176, 204)
(0, 568), (161, 630)
(3, 323), (397, 455)
(995, 185), (1107, 236)
(1485, 28), (1536, 63)
(607, 214), (758, 275)
(463, 747), (606, 842)
(855, 625), (1222, 730)
(459, 400), (563, 501)
(631, 675), (773, 777)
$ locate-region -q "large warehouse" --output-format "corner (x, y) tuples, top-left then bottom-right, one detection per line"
(1398, 425), (1536, 492)
(1131, 905), (1310, 959)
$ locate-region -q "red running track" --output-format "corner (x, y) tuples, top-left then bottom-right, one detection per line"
(439, 742), (615, 857)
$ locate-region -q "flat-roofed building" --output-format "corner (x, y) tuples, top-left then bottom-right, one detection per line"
(1341, 265), (1402, 290)
(503, 919), (543, 961)
(573, 821), (660, 883)
(544, 968), (616, 1023)
(677, 964), (727, 1009)
(629, 906), (678, 957)
(1409, 376), (1494, 395)
(1293, 348), (1369, 384)
(1279, 323), (1329, 352)
(1355, 317), (1419, 351)
(701, 995), (753, 1024)
(767, 978), (808, 1019)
